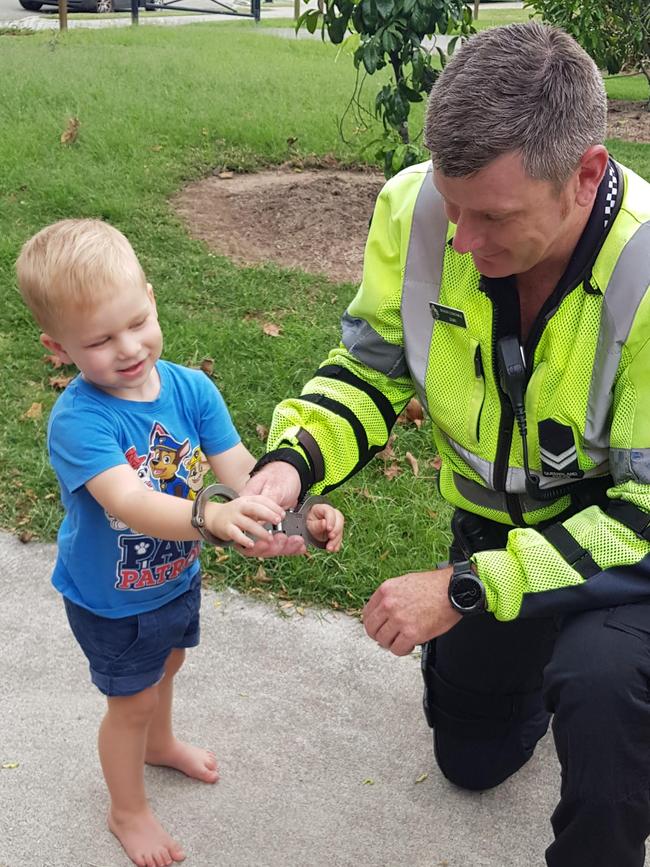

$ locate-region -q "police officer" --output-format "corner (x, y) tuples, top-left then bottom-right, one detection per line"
(243, 21), (650, 867)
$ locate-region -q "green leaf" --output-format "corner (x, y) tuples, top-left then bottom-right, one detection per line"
(360, 0), (378, 30)
(375, 0), (393, 18)
(362, 41), (380, 73)
(391, 143), (408, 173)
(381, 27), (400, 51)
(304, 9), (321, 34)
(334, 31), (361, 62)
(327, 14), (349, 43)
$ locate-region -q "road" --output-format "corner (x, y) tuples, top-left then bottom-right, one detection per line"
(0, 0), (521, 26)
(0, 0), (46, 18)
(0, 0), (285, 23)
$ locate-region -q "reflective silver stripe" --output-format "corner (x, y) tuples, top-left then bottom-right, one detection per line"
(449, 436), (609, 494)
(610, 448), (650, 484)
(401, 164), (449, 413)
(340, 312), (408, 378)
(585, 220), (650, 460)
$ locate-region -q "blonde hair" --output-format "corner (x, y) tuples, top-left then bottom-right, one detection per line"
(16, 219), (147, 335)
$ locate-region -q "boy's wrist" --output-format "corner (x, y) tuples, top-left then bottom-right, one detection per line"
(191, 487), (234, 545)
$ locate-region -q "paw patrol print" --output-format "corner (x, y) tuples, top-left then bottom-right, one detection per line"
(135, 541), (150, 555)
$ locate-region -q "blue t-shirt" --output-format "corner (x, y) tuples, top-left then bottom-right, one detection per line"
(47, 360), (240, 618)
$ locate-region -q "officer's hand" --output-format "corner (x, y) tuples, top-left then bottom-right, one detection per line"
(237, 462), (305, 557)
(362, 567), (461, 656)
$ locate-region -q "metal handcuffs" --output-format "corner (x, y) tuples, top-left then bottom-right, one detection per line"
(191, 483), (331, 549)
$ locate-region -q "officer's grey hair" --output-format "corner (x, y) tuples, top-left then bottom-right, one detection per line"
(424, 21), (607, 184)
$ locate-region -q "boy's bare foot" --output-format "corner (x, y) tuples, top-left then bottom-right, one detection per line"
(108, 806), (185, 867)
(145, 740), (219, 784)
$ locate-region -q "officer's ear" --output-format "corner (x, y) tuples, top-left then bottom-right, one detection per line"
(575, 145), (609, 208)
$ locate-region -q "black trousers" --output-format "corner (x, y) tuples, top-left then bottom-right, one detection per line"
(422, 510), (650, 867)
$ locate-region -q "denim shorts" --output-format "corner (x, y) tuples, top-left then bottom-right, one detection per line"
(63, 572), (202, 697)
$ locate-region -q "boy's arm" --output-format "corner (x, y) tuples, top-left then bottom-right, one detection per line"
(205, 442), (256, 493)
(85, 463), (283, 546)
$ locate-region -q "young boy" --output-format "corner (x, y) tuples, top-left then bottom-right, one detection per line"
(16, 219), (344, 867)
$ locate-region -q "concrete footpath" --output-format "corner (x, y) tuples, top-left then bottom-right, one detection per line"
(0, 530), (559, 867)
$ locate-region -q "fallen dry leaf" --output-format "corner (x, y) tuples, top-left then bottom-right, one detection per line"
(49, 374), (73, 390)
(218, 171), (234, 179)
(254, 564), (271, 583)
(42, 353), (63, 369)
(400, 397), (424, 428)
(200, 357), (214, 377)
(18, 531), (34, 544)
(383, 462), (402, 481)
(60, 116), (80, 145)
(1, 762), (19, 770)
(256, 423), (269, 441)
(358, 487), (381, 501)
(430, 455), (442, 471)
(262, 322), (282, 338)
(405, 451), (419, 476)
(150, 144), (163, 152)
(414, 772), (428, 784)
(362, 778), (375, 785)
(377, 443), (396, 462)
(22, 402), (42, 421)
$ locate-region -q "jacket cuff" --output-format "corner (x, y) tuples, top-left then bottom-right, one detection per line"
(250, 447), (314, 501)
(471, 550), (516, 620)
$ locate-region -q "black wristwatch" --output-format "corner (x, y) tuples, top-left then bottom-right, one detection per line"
(448, 560), (486, 616)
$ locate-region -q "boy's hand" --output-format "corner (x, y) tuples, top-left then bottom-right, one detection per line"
(206, 495), (284, 549)
(305, 503), (344, 552)
(238, 463), (305, 557)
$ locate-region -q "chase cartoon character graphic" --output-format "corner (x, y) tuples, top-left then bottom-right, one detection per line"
(148, 423), (192, 498)
(105, 424), (205, 528)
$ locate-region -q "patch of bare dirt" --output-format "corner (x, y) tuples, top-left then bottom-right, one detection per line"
(606, 99), (650, 143)
(173, 168), (385, 285)
(172, 102), (647, 284)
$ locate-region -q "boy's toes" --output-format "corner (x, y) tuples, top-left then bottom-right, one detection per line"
(170, 842), (186, 862)
(154, 848), (172, 867)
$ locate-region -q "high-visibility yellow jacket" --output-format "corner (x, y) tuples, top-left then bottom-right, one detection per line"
(266, 160), (650, 621)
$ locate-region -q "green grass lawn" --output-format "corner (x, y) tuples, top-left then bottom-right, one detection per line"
(0, 24), (648, 612)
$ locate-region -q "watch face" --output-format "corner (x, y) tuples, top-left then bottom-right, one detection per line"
(451, 576), (483, 610)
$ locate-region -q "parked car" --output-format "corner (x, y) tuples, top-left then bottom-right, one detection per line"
(20, 0), (147, 11)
